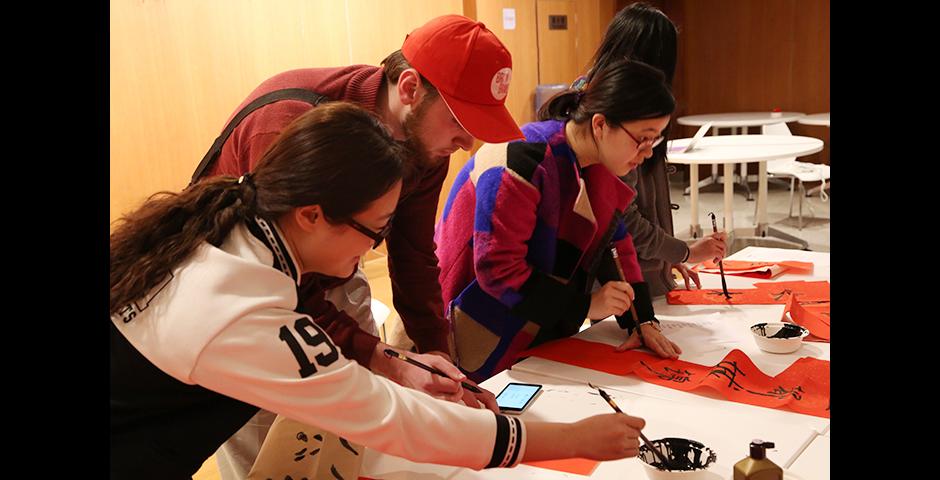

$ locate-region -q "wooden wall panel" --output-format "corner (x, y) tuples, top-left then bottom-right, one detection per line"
(110, 1), (466, 226)
(345, 0), (463, 65)
(111, 1), (616, 226)
(536, 0), (615, 86)
(110, 0), (351, 224)
(572, 0), (616, 77)
(475, 0), (540, 126)
(536, 0), (578, 85)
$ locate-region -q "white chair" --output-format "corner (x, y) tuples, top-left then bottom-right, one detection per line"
(758, 123), (830, 229)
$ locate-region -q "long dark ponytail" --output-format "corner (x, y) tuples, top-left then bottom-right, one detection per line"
(110, 102), (404, 315)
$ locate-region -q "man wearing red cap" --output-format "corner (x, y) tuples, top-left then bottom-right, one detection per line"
(199, 15), (523, 479)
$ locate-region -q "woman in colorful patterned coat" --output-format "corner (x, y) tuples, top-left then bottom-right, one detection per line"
(436, 60), (682, 382)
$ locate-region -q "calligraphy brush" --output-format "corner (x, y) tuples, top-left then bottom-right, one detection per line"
(383, 349), (482, 393)
(588, 382), (672, 469)
(707, 212), (731, 299)
(610, 247), (640, 324)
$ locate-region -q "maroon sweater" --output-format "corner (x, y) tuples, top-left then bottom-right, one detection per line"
(206, 65), (450, 367)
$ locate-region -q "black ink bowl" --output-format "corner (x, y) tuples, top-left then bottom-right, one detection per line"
(750, 322), (809, 354)
(638, 437), (717, 479)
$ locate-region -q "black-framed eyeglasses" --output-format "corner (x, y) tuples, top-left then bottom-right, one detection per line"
(618, 124), (664, 151)
(344, 214), (395, 249)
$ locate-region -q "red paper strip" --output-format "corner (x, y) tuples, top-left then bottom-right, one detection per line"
(785, 296), (830, 341)
(667, 281), (829, 305)
(754, 281), (830, 303)
(523, 457), (600, 475)
(667, 288), (778, 304)
(521, 338), (829, 418)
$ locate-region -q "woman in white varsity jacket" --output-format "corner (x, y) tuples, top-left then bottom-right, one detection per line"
(110, 102), (647, 479)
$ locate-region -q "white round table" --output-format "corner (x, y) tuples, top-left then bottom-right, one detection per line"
(797, 112), (830, 127)
(677, 111), (806, 129)
(667, 135), (824, 248)
(676, 112), (806, 200)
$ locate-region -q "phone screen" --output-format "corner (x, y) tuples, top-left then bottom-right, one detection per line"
(495, 383), (542, 413)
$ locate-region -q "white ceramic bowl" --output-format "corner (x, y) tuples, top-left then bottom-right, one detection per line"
(750, 322), (809, 354)
(638, 438), (717, 480)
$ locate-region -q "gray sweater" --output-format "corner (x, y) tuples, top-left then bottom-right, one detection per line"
(621, 160), (689, 297)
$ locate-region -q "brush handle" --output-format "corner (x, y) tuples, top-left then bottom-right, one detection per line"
(383, 349), (482, 393)
(610, 247), (640, 323)
(707, 213), (731, 299)
(597, 388), (624, 414)
(717, 261), (730, 295)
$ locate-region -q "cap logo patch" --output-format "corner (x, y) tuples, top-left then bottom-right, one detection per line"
(490, 67), (512, 101)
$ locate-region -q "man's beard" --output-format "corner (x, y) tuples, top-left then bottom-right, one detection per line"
(401, 95), (449, 174)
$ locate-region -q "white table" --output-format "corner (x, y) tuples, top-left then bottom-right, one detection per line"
(362, 248), (831, 479)
(786, 434), (829, 479)
(666, 135), (824, 249)
(678, 112), (806, 129)
(363, 369), (820, 479)
(517, 247), (830, 436)
(677, 112), (806, 200)
(797, 113), (829, 127)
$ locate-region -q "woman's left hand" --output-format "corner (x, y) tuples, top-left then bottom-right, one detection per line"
(672, 263), (701, 290)
(615, 324), (681, 358)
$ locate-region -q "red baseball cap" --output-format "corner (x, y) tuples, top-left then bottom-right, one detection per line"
(402, 15), (524, 143)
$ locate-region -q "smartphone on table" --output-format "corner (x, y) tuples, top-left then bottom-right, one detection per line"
(495, 382), (542, 414)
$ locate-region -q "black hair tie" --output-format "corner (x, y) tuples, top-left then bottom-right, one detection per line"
(235, 173), (257, 211)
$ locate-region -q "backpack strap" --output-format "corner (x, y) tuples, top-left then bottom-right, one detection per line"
(190, 88), (329, 185)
